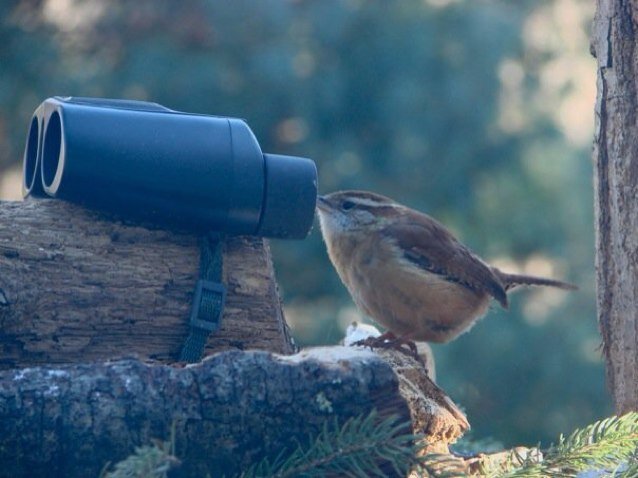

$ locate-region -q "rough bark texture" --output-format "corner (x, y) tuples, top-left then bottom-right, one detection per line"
(0, 199), (294, 368)
(0, 346), (468, 478)
(371, 347), (468, 455)
(592, 0), (638, 413)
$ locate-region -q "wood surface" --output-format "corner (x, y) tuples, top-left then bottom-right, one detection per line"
(592, 0), (638, 413)
(0, 199), (294, 368)
(0, 346), (468, 478)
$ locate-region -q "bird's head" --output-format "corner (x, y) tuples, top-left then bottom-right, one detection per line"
(316, 190), (403, 237)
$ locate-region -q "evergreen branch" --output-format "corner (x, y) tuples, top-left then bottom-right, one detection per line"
(616, 449), (638, 476)
(239, 410), (419, 478)
(101, 424), (179, 478)
(498, 412), (638, 478)
(239, 412), (638, 478)
(101, 412), (638, 478)
(101, 443), (179, 478)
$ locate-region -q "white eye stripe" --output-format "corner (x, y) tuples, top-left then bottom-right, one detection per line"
(347, 198), (392, 208)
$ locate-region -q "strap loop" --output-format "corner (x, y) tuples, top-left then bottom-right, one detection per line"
(189, 279), (226, 332)
(179, 234), (225, 363)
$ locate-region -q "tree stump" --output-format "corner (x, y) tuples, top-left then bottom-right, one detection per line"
(0, 346), (468, 478)
(0, 199), (294, 368)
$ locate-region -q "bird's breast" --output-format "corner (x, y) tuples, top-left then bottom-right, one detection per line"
(328, 233), (491, 342)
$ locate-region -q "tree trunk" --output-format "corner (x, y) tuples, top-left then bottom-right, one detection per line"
(592, 0), (638, 413)
(0, 199), (294, 368)
(0, 347), (467, 478)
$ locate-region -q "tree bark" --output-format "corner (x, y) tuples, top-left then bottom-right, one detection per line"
(372, 347), (468, 455)
(0, 347), (467, 478)
(592, 0), (638, 413)
(0, 199), (294, 368)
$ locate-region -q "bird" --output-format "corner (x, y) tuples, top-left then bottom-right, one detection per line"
(316, 190), (576, 350)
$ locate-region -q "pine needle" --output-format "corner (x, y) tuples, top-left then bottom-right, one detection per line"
(239, 410), (419, 478)
(102, 412), (638, 478)
(101, 424), (179, 478)
(499, 412), (638, 478)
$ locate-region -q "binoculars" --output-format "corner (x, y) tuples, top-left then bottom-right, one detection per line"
(22, 97), (318, 239)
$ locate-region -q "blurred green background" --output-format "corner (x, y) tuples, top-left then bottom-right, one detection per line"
(0, 0), (609, 446)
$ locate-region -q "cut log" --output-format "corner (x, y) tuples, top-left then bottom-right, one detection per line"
(372, 347), (469, 455)
(0, 346), (467, 478)
(341, 323), (468, 454)
(0, 199), (294, 368)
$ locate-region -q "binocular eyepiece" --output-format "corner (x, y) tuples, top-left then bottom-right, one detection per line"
(22, 97), (318, 239)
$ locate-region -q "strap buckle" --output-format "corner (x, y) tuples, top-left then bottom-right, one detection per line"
(189, 279), (226, 332)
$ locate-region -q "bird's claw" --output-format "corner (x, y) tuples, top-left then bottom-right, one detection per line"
(352, 334), (424, 365)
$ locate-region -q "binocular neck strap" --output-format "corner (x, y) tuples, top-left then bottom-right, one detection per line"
(179, 233), (227, 363)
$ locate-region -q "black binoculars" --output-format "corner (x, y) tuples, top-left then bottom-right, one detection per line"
(22, 97), (317, 239)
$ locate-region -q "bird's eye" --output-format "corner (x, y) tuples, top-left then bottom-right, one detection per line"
(341, 200), (356, 211)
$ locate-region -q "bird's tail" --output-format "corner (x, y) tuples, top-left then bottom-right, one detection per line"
(496, 271), (578, 292)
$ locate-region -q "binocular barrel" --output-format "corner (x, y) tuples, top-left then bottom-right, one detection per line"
(22, 97), (317, 239)
(22, 103), (46, 197)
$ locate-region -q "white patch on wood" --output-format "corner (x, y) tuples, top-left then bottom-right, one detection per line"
(342, 321), (381, 346)
(278, 346), (378, 364)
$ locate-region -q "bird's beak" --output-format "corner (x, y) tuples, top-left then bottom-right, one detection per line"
(316, 195), (331, 212)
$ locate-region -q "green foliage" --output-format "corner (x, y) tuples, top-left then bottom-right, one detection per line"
(417, 413), (638, 477)
(103, 412), (638, 478)
(620, 452), (638, 477)
(101, 429), (179, 478)
(101, 444), (178, 478)
(498, 412), (638, 477)
(239, 410), (418, 478)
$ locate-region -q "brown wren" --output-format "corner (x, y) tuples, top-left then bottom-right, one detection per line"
(317, 190), (576, 345)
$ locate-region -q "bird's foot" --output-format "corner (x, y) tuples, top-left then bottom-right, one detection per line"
(352, 330), (396, 350)
(353, 331), (423, 365)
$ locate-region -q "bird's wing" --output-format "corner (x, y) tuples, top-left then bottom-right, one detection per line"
(382, 219), (508, 308)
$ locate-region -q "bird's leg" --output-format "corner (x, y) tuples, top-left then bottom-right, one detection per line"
(352, 330), (396, 349)
(352, 331), (423, 364)
(387, 333), (422, 364)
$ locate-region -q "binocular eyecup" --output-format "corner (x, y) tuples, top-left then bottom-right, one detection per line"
(22, 97), (318, 239)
